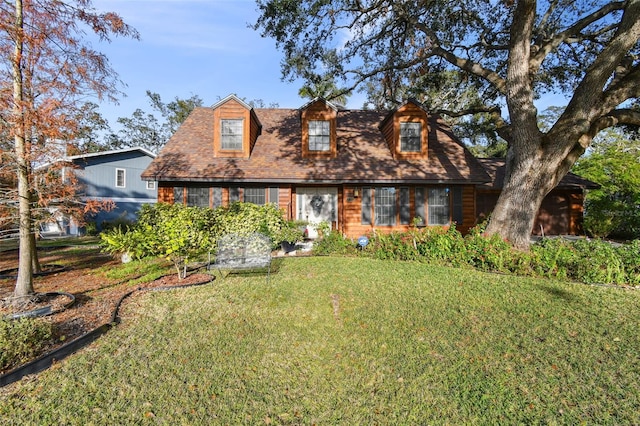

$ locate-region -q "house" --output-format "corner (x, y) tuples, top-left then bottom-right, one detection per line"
(62, 147), (157, 234)
(141, 94), (595, 238)
(476, 158), (599, 236)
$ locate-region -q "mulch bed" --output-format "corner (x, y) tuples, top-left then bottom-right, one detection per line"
(0, 247), (212, 375)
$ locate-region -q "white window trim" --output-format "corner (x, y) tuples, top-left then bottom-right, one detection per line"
(400, 121), (422, 152)
(220, 118), (244, 150)
(146, 181), (156, 190)
(115, 168), (126, 188)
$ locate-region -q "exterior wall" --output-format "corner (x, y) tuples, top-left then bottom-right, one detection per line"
(156, 183), (477, 239)
(72, 151), (157, 231)
(476, 188), (585, 235)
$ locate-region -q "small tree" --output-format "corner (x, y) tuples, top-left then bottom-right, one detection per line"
(0, 0), (138, 300)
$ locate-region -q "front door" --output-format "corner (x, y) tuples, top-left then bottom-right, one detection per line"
(297, 187), (338, 238)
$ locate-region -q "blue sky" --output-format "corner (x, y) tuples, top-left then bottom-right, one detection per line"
(91, 0), (563, 130)
(92, 0), (366, 127)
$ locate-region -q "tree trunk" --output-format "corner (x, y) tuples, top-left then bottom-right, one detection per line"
(13, 0), (35, 300)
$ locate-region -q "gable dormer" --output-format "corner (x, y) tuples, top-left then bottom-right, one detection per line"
(379, 99), (429, 160)
(212, 94), (262, 158)
(299, 98), (338, 159)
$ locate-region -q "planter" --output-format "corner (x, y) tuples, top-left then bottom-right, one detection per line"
(280, 241), (297, 253)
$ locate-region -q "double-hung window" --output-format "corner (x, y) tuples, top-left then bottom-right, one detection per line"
(308, 120), (330, 151)
(221, 119), (243, 150)
(244, 188), (266, 205)
(115, 168), (126, 188)
(400, 122), (421, 152)
(374, 187), (396, 226)
(428, 188), (449, 225)
(187, 187), (210, 207)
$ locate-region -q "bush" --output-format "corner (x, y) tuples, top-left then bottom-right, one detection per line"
(0, 318), (53, 372)
(570, 239), (626, 285)
(100, 202), (295, 278)
(617, 240), (640, 285)
(312, 231), (358, 256)
(312, 225), (640, 286)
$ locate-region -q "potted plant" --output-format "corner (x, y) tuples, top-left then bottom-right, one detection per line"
(277, 222), (304, 253)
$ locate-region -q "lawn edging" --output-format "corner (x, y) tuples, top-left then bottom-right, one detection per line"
(0, 274), (214, 388)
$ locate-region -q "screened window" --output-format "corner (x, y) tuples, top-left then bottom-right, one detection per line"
(212, 187), (222, 208)
(375, 187), (396, 226)
(399, 187), (410, 225)
(229, 187), (240, 203)
(428, 187), (449, 225)
(187, 187), (210, 207)
(415, 187), (426, 225)
(269, 187), (279, 205)
(308, 120), (330, 151)
(400, 122), (421, 152)
(174, 187), (184, 205)
(452, 187), (464, 225)
(244, 188), (266, 205)
(146, 181), (156, 190)
(115, 168), (125, 188)
(361, 188), (372, 225)
(221, 119), (243, 150)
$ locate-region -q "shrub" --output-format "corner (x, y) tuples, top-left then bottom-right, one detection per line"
(0, 318), (53, 372)
(570, 239), (626, 285)
(312, 231), (358, 256)
(530, 238), (576, 279)
(413, 226), (465, 264)
(617, 240), (640, 285)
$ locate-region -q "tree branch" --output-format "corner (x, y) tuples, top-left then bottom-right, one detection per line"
(530, 1), (625, 73)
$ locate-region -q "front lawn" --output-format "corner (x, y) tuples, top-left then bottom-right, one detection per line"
(1, 257), (639, 424)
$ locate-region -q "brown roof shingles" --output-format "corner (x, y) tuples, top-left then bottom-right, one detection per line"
(142, 107), (491, 184)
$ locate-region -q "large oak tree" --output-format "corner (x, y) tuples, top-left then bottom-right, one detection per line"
(254, 0), (640, 249)
(0, 0), (137, 300)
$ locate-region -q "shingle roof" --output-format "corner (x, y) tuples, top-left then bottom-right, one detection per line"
(476, 158), (600, 190)
(141, 107), (492, 185)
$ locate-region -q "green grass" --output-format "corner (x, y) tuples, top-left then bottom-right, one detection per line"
(1, 257), (639, 424)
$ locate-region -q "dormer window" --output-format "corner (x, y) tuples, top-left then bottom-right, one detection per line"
(400, 122), (421, 152)
(221, 119), (243, 150)
(308, 120), (331, 151)
(300, 98), (338, 158)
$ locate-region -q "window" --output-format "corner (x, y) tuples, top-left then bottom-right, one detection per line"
(115, 168), (125, 188)
(229, 187), (240, 203)
(269, 187), (279, 205)
(174, 187), (184, 204)
(375, 187), (396, 226)
(244, 188), (266, 205)
(400, 122), (421, 152)
(452, 187), (463, 225)
(146, 181), (156, 190)
(428, 187), (449, 225)
(212, 187), (222, 208)
(308, 120), (330, 151)
(221, 119), (243, 150)
(415, 188), (426, 225)
(361, 188), (372, 225)
(187, 187), (210, 207)
(399, 187), (410, 225)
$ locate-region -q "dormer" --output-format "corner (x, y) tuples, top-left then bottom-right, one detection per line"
(299, 98), (338, 159)
(212, 94), (262, 158)
(379, 99), (429, 160)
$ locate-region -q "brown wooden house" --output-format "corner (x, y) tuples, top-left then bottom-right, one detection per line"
(141, 94), (596, 238)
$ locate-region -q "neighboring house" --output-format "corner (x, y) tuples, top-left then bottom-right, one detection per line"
(63, 147), (157, 234)
(141, 94), (595, 238)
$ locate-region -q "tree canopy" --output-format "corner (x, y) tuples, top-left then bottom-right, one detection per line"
(255, 0), (640, 249)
